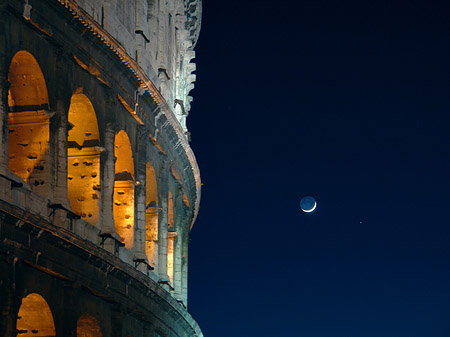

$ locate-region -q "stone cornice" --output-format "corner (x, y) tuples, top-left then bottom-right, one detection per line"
(56, 0), (201, 228)
(0, 198), (203, 337)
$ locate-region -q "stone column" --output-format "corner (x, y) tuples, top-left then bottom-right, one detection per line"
(181, 230), (189, 306)
(101, 123), (115, 233)
(49, 99), (72, 230)
(172, 192), (184, 301)
(157, 169), (170, 289)
(0, 7), (8, 170)
(100, 123), (120, 254)
(173, 231), (182, 300)
(51, 99), (68, 205)
(158, 195), (169, 285)
(0, 49), (13, 205)
(135, 186), (147, 259)
(51, 53), (69, 207)
(0, 63), (8, 170)
(135, 0), (149, 69)
(134, 128), (148, 272)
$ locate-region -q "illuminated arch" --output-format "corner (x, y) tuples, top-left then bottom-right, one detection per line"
(77, 313), (103, 337)
(67, 93), (101, 224)
(114, 130), (134, 248)
(145, 162), (158, 267)
(167, 190), (175, 285)
(8, 51), (50, 195)
(16, 293), (56, 337)
(168, 190), (174, 229)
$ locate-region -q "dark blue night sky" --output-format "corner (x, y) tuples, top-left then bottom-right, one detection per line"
(187, 1), (450, 336)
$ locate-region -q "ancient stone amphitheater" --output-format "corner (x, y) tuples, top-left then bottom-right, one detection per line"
(0, 0), (202, 336)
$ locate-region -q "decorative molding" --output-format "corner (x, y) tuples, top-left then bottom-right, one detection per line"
(56, 0), (201, 228)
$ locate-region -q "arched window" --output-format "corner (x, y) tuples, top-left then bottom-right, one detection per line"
(67, 93), (101, 224)
(16, 293), (56, 336)
(113, 130), (134, 248)
(8, 51), (50, 196)
(77, 313), (103, 337)
(145, 162), (158, 267)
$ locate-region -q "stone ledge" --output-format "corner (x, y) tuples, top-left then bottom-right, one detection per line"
(0, 197), (203, 336)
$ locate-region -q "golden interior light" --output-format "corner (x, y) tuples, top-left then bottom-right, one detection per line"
(113, 130), (135, 248)
(145, 162), (158, 267)
(167, 191), (175, 285)
(16, 293), (56, 337)
(76, 313), (103, 337)
(182, 191), (190, 207)
(168, 190), (174, 229)
(8, 51), (49, 108)
(67, 93), (100, 224)
(8, 51), (50, 195)
(168, 232), (176, 285)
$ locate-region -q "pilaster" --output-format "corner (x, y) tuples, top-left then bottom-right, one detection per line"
(0, 58), (7, 171)
(157, 165), (170, 289)
(172, 190), (184, 301)
(100, 122), (121, 254)
(134, 127), (148, 272)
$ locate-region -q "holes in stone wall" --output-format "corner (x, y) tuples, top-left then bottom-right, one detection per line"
(145, 162), (158, 267)
(113, 130), (135, 248)
(8, 51), (50, 196)
(67, 93), (100, 225)
(16, 293), (56, 337)
(76, 313), (103, 337)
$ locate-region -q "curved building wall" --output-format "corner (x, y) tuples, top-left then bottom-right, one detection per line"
(73, 0), (201, 132)
(0, 0), (202, 336)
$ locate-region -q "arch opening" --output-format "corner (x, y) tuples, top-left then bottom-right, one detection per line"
(16, 293), (56, 337)
(67, 93), (101, 224)
(167, 190), (175, 285)
(114, 130), (134, 248)
(77, 313), (103, 337)
(145, 162), (158, 267)
(8, 51), (50, 196)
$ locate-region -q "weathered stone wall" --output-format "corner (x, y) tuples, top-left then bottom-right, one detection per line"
(0, 0), (202, 335)
(0, 208), (202, 337)
(74, 0), (201, 132)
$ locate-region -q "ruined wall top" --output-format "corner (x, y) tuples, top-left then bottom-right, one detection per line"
(74, 0), (202, 133)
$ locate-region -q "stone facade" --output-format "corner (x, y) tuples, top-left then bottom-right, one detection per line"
(0, 0), (202, 336)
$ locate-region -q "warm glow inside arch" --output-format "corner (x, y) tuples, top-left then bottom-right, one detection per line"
(114, 130), (135, 248)
(8, 51), (50, 196)
(167, 190), (175, 285)
(16, 293), (56, 337)
(145, 162), (158, 267)
(77, 313), (103, 337)
(67, 93), (101, 224)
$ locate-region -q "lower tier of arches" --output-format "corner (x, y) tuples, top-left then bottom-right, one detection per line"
(0, 207), (202, 337)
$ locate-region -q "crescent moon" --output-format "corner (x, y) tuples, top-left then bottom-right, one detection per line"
(303, 201), (317, 213)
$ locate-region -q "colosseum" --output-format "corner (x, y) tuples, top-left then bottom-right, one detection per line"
(0, 0), (203, 336)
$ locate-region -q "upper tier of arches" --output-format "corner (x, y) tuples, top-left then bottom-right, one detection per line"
(3, 47), (193, 306)
(0, 2), (202, 336)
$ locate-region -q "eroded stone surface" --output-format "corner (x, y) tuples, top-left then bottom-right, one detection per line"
(0, 0), (202, 336)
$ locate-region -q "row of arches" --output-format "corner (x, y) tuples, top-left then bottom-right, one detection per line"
(17, 293), (102, 337)
(6, 50), (177, 278)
